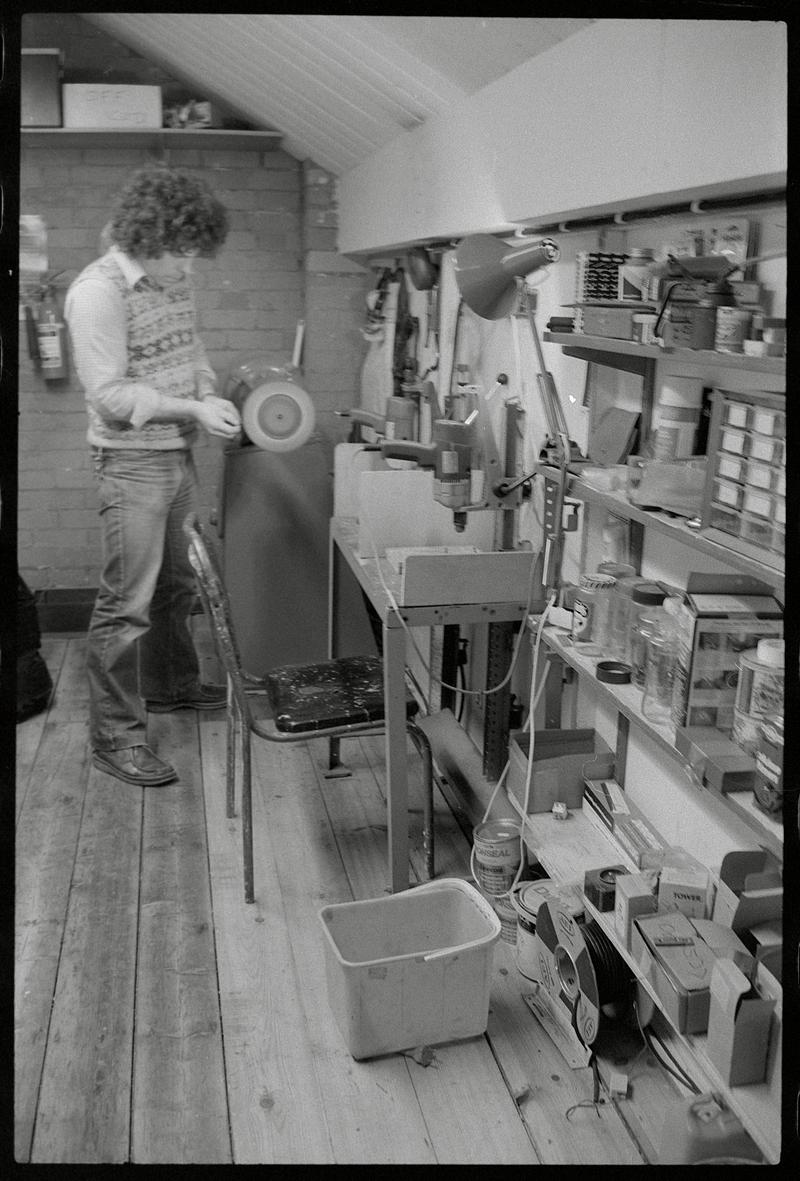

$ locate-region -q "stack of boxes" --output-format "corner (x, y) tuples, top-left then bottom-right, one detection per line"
(580, 832), (782, 1086)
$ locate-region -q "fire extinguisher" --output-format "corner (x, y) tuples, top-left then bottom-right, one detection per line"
(35, 282), (68, 380)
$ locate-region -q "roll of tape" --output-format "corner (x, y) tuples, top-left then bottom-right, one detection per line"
(241, 380), (315, 452)
(596, 660), (631, 684)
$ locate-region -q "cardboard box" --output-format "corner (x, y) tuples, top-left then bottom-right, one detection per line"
(707, 959), (775, 1085)
(62, 83), (162, 129)
(711, 850), (782, 948)
(21, 49), (62, 126)
(615, 871), (658, 948)
(754, 948), (782, 1088)
(670, 574), (783, 731)
(658, 862), (709, 919)
(675, 725), (757, 793)
(631, 913), (750, 1034)
(507, 728), (613, 814)
(581, 304), (639, 340)
(632, 912), (715, 1033)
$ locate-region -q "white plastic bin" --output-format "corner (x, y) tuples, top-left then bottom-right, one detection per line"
(318, 878), (501, 1059)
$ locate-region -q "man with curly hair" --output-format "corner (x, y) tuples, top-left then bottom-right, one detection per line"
(65, 164), (242, 786)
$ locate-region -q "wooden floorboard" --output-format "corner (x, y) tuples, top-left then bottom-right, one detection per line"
(15, 628), (677, 1164)
(132, 709), (231, 1164)
(30, 766), (142, 1162)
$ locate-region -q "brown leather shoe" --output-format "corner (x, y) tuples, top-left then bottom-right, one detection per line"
(93, 744), (178, 786)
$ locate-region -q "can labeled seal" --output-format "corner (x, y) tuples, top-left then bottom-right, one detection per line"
(472, 819), (522, 895)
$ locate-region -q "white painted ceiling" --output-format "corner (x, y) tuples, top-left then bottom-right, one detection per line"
(82, 14), (594, 176)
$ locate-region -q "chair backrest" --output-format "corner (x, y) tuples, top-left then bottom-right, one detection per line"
(183, 513), (254, 727)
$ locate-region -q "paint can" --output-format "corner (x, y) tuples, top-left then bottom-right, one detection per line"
(714, 306), (752, 353)
(488, 890), (519, 945)
(472, 819), (522, 895)
(511, 879), (584, 981)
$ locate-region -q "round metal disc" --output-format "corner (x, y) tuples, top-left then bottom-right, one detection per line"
(241, 381), (315, 452)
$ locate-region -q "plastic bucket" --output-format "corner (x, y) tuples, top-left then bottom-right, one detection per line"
(472, 819), (522, 895)
(318, 878), (501, 1059)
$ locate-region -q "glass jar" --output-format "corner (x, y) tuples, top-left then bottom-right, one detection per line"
(571, 573), (616, 652)
(642, 632), (678, 725)
(593, 564), (628, 651)
(606, 574), (643, 663)
(630, 611), (665, 687)
(627, 583), (668, 684)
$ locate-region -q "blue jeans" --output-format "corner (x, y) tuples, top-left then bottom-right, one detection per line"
(88, 448), (201, 751)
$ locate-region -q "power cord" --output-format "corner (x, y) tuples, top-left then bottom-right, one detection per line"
(468, 594), (555, 896)
(632, 995), (700, 1094)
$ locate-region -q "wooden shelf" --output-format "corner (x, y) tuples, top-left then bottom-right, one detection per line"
(543, 331), (786, 378)
(21, 127), (282, 151)
(542, 626), (783, 860)
(544, 468), (785, 599)
(583, 898), (780, 1165)
(506, 802), (780, 1163)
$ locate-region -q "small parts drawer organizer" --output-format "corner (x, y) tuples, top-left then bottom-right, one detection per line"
(702, 390), (785, 571)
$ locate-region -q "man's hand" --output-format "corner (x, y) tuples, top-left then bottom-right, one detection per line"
(195, 396), (242, 439)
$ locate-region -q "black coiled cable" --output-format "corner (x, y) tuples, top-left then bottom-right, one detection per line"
(582, 919), (632, 1005)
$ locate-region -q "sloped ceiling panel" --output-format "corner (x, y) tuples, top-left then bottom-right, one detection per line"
(82, 14), (593, 175)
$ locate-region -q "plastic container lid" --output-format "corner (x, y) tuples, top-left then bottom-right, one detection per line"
(631, 582), (666, 605)
(756, 638), (784, 666)
(579, 573), (617, 591)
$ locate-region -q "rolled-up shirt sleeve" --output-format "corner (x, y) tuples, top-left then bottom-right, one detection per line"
(193, 337), (217, 399)
(65, 277), (162, 429)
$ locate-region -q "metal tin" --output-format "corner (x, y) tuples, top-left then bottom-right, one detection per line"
(511, 880), (583, 980)
(472, 819), (522, 895)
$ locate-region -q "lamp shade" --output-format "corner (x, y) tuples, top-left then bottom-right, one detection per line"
(452, 234), (560, 319)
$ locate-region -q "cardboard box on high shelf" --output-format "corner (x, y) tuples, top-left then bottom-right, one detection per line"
(670, 574), (783, 732)
(675, 726), (757, 794)
(580, 303), (657, 340)
(62, 83), (162, 128)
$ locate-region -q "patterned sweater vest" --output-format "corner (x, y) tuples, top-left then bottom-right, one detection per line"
(76, 254), (200, 449)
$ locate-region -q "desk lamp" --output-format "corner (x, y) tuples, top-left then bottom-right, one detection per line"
(451, 234), (578, 595)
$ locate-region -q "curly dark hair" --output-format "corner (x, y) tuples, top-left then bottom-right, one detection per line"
(109, 164), (228, 258)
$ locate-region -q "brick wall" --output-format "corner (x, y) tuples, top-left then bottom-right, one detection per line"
(19, 13), (371, 593)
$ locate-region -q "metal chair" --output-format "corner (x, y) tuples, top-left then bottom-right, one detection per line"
(183, 513), (434, 903)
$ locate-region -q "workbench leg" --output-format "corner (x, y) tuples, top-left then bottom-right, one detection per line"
(383, 621), (410, 893)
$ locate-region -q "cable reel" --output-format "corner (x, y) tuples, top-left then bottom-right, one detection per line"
(534, 899), (632, 1046)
